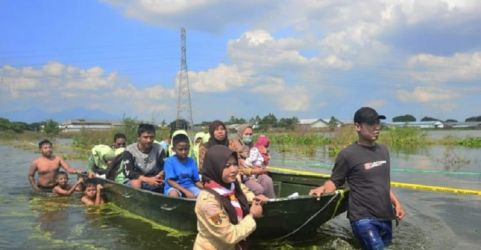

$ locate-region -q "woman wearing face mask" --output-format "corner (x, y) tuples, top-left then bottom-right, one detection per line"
(229, 124), (257, 178)
(194, 145), (263, 250)
(229, 124), (254, 165)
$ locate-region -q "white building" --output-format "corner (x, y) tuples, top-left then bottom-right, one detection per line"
(388, 121), (445, 129)
(60, 119), (123, 132)
(298, 118), (329, 129)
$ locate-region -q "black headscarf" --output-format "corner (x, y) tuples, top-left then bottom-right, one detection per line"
(202, 145), (249, 224)
(205, 120), (229, 148)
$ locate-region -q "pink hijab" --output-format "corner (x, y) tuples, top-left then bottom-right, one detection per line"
(255, 135), (270, 165)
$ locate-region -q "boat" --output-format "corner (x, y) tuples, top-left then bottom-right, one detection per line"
(94, 171), (349, 240)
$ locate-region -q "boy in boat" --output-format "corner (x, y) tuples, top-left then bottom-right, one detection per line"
(28, 139), (81, 192)
(309, 107), (405, 250)
(122, 123), (166, 192)
(52, 171), (83, 196)
(164, 132), (203, 198)
(81, 179), (104, 206)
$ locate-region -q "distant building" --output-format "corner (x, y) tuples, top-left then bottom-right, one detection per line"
(60, 119), (123, 132)
(298, 118), (330, 129)
(444, 121), (481, 129)
(388, 121), (445, 129)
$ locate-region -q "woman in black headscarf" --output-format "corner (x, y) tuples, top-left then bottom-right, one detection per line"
(206, 120), (229, 148)
(193, 145), (263, 250)
(198, 120), (228, 171)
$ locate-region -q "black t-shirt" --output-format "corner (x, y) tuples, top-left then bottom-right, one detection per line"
(330, 142), (395, 221)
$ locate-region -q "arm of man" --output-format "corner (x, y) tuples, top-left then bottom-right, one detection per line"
(309, 152), (348, 197)
(309, 179), (337, 197)
(59, 156), (79, 174)
(28, 161), (41, 192)
(390, 191), (405, 220)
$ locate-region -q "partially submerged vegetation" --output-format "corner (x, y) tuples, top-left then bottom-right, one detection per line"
(1, 122), (480, 160)
(456, 137), (481, 148)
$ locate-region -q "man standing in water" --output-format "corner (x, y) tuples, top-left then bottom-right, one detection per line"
(28, 139), (81, 192)
(309, 107), (405, 250)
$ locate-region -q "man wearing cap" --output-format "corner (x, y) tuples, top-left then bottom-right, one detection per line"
(309, 107), (405, 250)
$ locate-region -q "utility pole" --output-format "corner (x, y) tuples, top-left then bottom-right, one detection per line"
(176, 27), (194, 130)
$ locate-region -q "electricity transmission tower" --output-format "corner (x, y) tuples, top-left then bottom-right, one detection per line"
(175, 27), (194, 130)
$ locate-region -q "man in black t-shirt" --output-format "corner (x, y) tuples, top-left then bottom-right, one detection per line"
(310, 107), (405, 250)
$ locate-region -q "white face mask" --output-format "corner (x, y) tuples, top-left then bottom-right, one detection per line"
(242, 135), (253, 144)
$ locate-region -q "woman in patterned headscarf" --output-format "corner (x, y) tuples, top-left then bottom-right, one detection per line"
(194, 145), (263, 250)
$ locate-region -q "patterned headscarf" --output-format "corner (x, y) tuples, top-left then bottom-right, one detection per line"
(202, 145), (249, 224)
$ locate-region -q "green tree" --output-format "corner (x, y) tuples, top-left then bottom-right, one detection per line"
(465, 116), (481, 122)
(420, 116), (438, 122)
(445, 119), (458, 123)
(227, 116), (246, 125)
(28, 122), (43, 132)
(258, 113), (278, 130)
(169, 119), (190, 132)
(392, 114), (416, 122)
(43, 120), (60, 136)
(11, 122), (29, 133)
(278, 117), (299, 130)
(328, 116), (340, 129)
(0, 117), (11, 131)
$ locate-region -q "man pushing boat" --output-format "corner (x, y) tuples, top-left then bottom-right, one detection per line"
(310, 107), (406, 250)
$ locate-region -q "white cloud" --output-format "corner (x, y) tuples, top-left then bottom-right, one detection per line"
(104, 0), (276, 32)
(251, 77), (310, 112)
(189, 64), (252, 92)
(396, 87), (460, 103)
(364, 99), (386, 109)
(0, 62), (176, 118)
(407, 52), (481, 83)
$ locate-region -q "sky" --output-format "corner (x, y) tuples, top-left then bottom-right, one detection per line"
(1, 0), (481, 124)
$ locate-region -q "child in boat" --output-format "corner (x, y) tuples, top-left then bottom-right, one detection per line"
(81, 179), (105, 206)
(164, 133), (203, 198)
(52, 171), (82, 196)
(243, 135), (276, 198)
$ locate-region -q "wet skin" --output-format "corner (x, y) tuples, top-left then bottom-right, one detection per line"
(28, 144), (78, 190)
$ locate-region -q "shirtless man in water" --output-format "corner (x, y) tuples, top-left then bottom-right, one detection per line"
(28, 139), (80, 192)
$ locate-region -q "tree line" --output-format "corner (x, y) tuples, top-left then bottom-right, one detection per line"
(0, 117), (60, 135)
(392, 114), (481, 123)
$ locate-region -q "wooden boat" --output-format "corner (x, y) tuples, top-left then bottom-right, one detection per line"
(95, 171), (349, 240)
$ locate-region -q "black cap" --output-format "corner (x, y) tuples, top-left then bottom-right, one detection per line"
(354, 107), (386, 124)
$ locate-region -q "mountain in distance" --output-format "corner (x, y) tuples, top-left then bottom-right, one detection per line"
(0, 107), (121, 123)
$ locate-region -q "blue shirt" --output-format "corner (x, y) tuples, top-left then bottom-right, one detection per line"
(163, 156), (200, 193)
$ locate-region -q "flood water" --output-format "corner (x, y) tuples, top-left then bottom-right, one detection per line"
(1, 130), (481, 249)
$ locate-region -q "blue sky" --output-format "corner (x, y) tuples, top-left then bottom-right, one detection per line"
(1, 0), (481, 123)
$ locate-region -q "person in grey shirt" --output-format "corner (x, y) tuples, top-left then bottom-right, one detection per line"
(123, 123), (166, 192)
